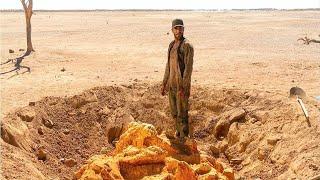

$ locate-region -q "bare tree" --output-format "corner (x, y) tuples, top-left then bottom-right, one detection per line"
(297, 35), (320, 45)
(20, 0), (34, 53)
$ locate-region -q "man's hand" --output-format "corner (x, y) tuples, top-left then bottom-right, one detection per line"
(161, 85), (166, 96)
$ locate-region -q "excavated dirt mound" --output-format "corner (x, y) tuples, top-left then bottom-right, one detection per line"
(1, 83), (320, 179)
(74, 121), (234, 180)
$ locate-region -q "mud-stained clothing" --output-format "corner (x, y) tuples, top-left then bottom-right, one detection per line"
(162, 38), (194, 137)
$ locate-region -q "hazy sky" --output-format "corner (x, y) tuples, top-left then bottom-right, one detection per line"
(1, 0), (319, 10)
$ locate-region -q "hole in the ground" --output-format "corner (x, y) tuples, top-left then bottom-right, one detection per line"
(1, 83), (319, 179)
(107, 125), (124, 144)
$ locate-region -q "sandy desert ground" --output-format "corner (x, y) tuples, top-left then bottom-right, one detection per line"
(1, 10), (320, 179)
(1, 10), (320, 118)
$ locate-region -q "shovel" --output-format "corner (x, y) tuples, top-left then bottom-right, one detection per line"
(289, 87), (311, 127)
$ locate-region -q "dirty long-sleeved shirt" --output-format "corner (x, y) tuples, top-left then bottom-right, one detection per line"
(162, 38), (194, 96)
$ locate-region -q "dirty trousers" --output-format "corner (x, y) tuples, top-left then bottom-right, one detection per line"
(169, 89), (189, 137)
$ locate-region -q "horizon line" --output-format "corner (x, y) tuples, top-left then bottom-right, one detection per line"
(1, 8), (320, 12)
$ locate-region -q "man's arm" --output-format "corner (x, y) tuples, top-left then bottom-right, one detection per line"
(182, 42), (194, 96)
(161, 59), (169, 96)
(162, 59), (170, 87)
(162, 44), (172, 96)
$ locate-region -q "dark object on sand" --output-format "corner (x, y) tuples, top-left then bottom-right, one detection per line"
(289, 86), (306, 99)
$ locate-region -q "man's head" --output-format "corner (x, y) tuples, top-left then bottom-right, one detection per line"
(171, 19), (184, 40)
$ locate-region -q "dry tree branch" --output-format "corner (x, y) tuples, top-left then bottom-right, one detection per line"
(297, 35), (320, 45)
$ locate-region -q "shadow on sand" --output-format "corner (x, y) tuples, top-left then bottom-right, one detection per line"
(0, 51), (31, 77)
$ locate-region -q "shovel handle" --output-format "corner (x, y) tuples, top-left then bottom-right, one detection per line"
(297, 98), (311, 127)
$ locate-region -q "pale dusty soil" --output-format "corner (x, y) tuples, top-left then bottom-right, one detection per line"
(1, 10), (320, 179)
(1, 11), (319, 118)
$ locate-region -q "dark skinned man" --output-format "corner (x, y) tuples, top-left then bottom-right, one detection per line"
(161, 19), (194, 139)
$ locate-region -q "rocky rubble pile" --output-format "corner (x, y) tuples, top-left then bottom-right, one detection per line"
(74, 122), (235, 180)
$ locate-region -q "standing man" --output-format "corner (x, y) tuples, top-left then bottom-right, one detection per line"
(161, 19), (194, 139)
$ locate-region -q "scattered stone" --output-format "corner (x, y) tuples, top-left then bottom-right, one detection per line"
(29, 101), (36, 106)
(38, 127), (44, 135)
(239, 134), (253, 153)
(9, 49), (14, 53)
(249, 117), (258, 124)
(195, 162), (212, 174)
(230, 158), (243, 165)
(241, 158), (251, 166)
(17, 107), (36, 122)
(37, 148), (47, 161)
(61, 67), (66, 72)
(278, 159), (286, 165)
(309, 163), (318, 171)
(213, 160), (225, 173)
(257, 148), (266, 161)
(142, 101), (154, 109)
(19, 48), (25, 51)
(223, 168), (235, 179)
(227, 123), (240, 146)
(214, 108), (246, 138)
(229, 108), (246, 122)
(64, 158), (77, 167)
(256, 121), (262, 126)
(154, 70), (158, 72)
(209, 145), (220, 155)
(235, 175), (246, 180)
(1, 120), (33, 151)
(42, 117), (54, 128)
(217, 140), (228, 153)
(68, 111), (76, 116)
(80, 108), (87, 114)
(198, 171), (218, 180)
(127, 84), (133, 89)
(267, 136), (281, 146)
(107, 110), (134, 144)
(69, 91), (98, 108)
(133, 78), (138, 82)
(63, 129), (70, 135)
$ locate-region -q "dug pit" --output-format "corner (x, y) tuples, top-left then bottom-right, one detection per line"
(1, 83), (320, 179)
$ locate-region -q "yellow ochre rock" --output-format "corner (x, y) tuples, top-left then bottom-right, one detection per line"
(75, 122), (234, 180)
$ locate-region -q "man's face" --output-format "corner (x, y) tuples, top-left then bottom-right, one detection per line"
(172, 26), (184, 40)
